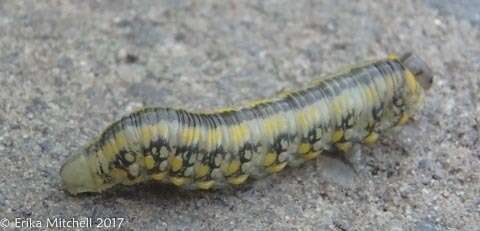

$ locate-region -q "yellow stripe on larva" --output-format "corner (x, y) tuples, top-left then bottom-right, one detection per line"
(298, 143), (311, 154)
(303, 151), (320, 160)
(207, 128), (222, 151)
(245, 98), (275, 108)
(196, 180), (215, 190)
(363, 132), (379, 145)
(154, 121), (169, 139)
(96, 150), (111, 175)
(365, 87), (375, 107)
(144, 155), (155, 170)
(102, 140), (117, 160)
(170, 176), (188, 186)
(332, 100), (343, 125)
(306, 105), (320, 125)
(263, 115), (283, 138)
(151, 172), (167, 181)
(223, 160), (241, 176)
(404, 70), (418, 93)
(228, 174), (249, 185)
(229, 123), (249, 148)
(268, 162), (287, 173)
(191, 126), (201, 149)
(294, 113), (305, 132)
(181, 127), (195, 146)
(114, 131), (128, 151)
(336, 142), (352, 152)
(169, 155), (183, 172)
(397, 113), (410, 126)
(110, 168), (127, 179)
(195, 164), (210, 178)
(140, 126), (154, 147)
(298, 105), (318, 133)
(384, 73), (396, 97)
(263, 152), (277, 166)
(331, 130), (344, 143)
(387, 53), (399, 60)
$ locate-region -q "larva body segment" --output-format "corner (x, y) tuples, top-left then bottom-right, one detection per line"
(60, 53), (433, 195)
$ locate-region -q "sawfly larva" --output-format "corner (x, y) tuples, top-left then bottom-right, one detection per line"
(60, 52), (433, 195)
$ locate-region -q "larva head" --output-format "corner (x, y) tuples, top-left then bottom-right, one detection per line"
(60, 151), (101, 195)
(400, 52), (434, 90)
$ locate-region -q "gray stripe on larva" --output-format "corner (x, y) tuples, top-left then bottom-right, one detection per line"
(91, 59), (407, 156)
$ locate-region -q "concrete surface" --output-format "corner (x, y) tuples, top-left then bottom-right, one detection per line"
(0, 0), (479, 230)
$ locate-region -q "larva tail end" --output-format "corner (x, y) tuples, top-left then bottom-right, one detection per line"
(60, 152), (98, 195)
(400, 52), (434, 90)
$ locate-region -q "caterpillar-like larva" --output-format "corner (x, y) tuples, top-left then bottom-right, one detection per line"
(60, 53), (433, 195)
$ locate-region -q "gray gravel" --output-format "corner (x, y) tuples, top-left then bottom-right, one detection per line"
(0, 0), (479, 230)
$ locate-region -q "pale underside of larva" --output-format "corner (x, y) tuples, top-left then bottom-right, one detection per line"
(60, 53), (433, 195)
